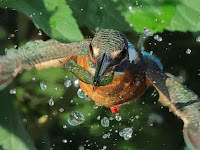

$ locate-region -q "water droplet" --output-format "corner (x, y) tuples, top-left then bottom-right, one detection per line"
(101, 117), (109, 127)
(62, 139), (68, 143)
(143, 27), (153, 36)
(161, 20), (165, 23)
(135, 115), (139, 119)
(49, 98), (55, 106)
(154, 34), (163, 42)
(77, 88), (88, 99)
(40, 81), (47, 91)
(68, 111), (85, 126)
(128, 6), (132, 10)
(97, 116), (101, 120)
(93, 104), (99, 109)
(196, 36), (200, 42)
(109, 117), (114, 121)
(186, 49), (191, 54)
(63, 125), (67, 128)
(10, 89), (16, 94)
(102, 132), (111, 139)
(115, 114), (122, 121)
(64, 79), (72, 88)
(38, 30), (42, 36)
(119, 128), (133, 140)
(73, 79), (79, 87)
(59, 108), (64, 112)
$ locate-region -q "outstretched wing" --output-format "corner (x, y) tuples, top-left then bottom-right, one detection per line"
(144, 57), (200, 150)
(0, 39), (92, 90)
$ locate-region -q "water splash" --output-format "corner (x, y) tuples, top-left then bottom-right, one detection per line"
(115, 113), (122, 121)
(186, 49), (192, 54)
(73, 78), (79, 87)
(62, 139), (67, 143)
(102, 132), (111, 139)
(119, 127), (133, 140)
(48, 98), (55, 106)
(154, 34), (163, 42)
(101, 117), (109, 127)
(143, 27), (153, 36)
(68, 111), (85, 126)
(40, 81), (47, 91)
(63, 125), (67, 129)
(10, 89), (16, 94)
(196, 36), (200, 42)
(64, 79), (72, 88)
(77, 88), (89, 100)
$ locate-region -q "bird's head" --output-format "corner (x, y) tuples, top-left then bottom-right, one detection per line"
(89, 29), (132, 89)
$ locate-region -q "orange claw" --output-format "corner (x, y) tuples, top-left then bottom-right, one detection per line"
(110, 105), (120, 114)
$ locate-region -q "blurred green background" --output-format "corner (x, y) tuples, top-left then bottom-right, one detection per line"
(0, 0), (200, 150)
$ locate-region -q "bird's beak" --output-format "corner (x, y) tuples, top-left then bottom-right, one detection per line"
(93, 54), (112, 91)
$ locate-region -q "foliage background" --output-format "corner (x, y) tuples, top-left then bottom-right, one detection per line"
(0, 0), (200, 149)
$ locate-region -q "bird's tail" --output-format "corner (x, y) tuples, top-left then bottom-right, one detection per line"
(0, 54), (21, 90)
(184, 124), (200, 150)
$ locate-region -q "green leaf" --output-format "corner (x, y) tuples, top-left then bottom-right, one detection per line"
(167, 0), (200, 32)
(115, 0), (200, 33)
(0, 92), (36, 150)
(68, 0), (132, 32)
(0, 0), (84, 42)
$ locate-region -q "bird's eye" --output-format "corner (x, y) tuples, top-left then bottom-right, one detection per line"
(120, 49), (128, 60)
(89, 44), (93, 55)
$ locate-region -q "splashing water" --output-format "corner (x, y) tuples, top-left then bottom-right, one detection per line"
(62, 139), (68, 143)
(64, 79), (72, 88)
(40, 81), (47, 91)
(10, 89), (16, 94)
(186, 49), (192, 54)
(68, 111), (85, 126)
(77, 88), (89, 100)
(143, 27), (153, 36)
(119, 127), (133, 140)
(48, 98), (55, 106)
(115, 113), (122, 121)
(63, 125), (67, 129)
(154, 34), (163, 42)
(73, 78), (79, 87)
(196, 36), (200, 42)
(102, 132), (111, 139)
(101, 117), (109, 127)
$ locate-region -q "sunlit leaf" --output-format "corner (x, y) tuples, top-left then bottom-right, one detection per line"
(113, 0), (200, 33)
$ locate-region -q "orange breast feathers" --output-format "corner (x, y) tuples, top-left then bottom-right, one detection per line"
(77, 54), (148, 108)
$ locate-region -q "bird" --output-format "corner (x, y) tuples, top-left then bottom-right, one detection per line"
(0, 29), (199, 150)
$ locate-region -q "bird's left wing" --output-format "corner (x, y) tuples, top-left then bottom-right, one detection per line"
(144, 57), (200, 150)
(0, 39), (92, 90)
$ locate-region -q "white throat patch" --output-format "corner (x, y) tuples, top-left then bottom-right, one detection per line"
(128, 42), (140, 64)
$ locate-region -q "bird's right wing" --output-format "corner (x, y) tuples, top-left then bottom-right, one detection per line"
(144, 56), (200, 150)
(0, 39), (92, 90)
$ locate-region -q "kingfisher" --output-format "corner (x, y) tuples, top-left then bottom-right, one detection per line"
(0, 29), (200, 150)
